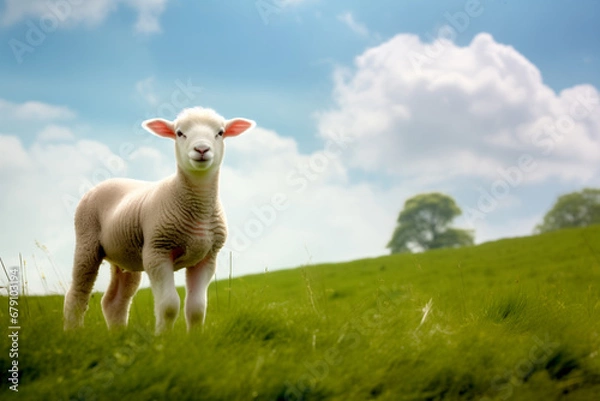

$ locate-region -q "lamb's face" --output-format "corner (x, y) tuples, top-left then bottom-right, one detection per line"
(142, 107), (255, 176)
(174, 113), (226, 173)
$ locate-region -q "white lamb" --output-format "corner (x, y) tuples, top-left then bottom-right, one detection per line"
(63, 107), (255, 333)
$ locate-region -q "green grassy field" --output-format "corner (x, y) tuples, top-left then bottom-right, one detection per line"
(2, 226), (600, 400)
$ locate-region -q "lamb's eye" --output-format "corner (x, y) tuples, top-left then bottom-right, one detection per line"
(176, 130), (186, 138)
(217, 129), (224, 137)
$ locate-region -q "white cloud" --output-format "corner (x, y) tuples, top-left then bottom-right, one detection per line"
(218, 126), (407, 277)
(135, 76), (159, 106)
(36, 124), (76, 142)
(124, 0), (168, 33)
(337, 11), (369, 37)
(0, 135), (31, 171)
(0, 99), (75, 120)
(317, 33), (600, 184)
(0, 0), (170, 34)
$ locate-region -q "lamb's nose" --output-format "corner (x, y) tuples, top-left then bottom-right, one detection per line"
(194, 145), (210, 155)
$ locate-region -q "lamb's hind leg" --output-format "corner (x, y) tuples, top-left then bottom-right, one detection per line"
(64, 239), (104, 330)
(101, 264), (142, 329)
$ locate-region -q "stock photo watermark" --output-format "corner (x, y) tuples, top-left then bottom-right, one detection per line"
(73, 326), (154, 401)
(227, 130), (355, 253)
(409, 0), (489, 72)
(61, 78), (202, 216)
(7, 266), (21, 392)
(480, 334), (560, 401)
(283, 286), (403, 400)
(255, 0), (287, 25)
(463, 88), (600, 227)
(8, 0), (84, 64)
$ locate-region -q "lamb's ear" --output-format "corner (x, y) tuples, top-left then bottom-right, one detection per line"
(142, 118), (176, 139)
(223, 118), (255, 138)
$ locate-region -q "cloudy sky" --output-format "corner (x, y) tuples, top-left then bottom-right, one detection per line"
(1, 0), (599, 294)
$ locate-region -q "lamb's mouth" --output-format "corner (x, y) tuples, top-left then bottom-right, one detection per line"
(190, 157), (213, 170)
(190, 154), (211, 163)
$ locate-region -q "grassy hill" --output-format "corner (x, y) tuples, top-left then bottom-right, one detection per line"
(2, 226), (600, 400)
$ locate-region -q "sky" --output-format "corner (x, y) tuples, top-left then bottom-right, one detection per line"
(0, 0), (599, 294)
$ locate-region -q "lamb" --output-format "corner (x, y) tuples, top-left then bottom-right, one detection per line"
(63, 107), (255, 333)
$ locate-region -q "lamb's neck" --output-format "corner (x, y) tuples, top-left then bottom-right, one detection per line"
(172, 167), (220, 217)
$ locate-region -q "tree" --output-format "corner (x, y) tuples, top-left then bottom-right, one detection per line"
(535, 188), (600, 233)
(387, 193), (474, 254)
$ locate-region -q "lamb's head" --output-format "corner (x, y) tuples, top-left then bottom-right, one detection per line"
(142, 107), (255, 174)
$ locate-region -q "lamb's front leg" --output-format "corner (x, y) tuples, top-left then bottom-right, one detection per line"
(145, 257), (180, 334)
(185, 255), (216, 331)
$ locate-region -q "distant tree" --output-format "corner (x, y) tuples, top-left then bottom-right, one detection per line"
(535, 188), (600, 233)
(387, 193), (474, 254)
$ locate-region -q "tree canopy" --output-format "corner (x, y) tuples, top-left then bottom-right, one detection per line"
(535, 188), (600, 233)
(387, 192), (474, 254)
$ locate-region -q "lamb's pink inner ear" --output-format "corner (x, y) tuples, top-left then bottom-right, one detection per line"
(143, 119), (176, 139)
(224, 119), (255, 138)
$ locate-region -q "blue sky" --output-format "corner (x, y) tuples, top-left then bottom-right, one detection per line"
(3, 0), (599, 149)
(1, 0), (599, 294)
